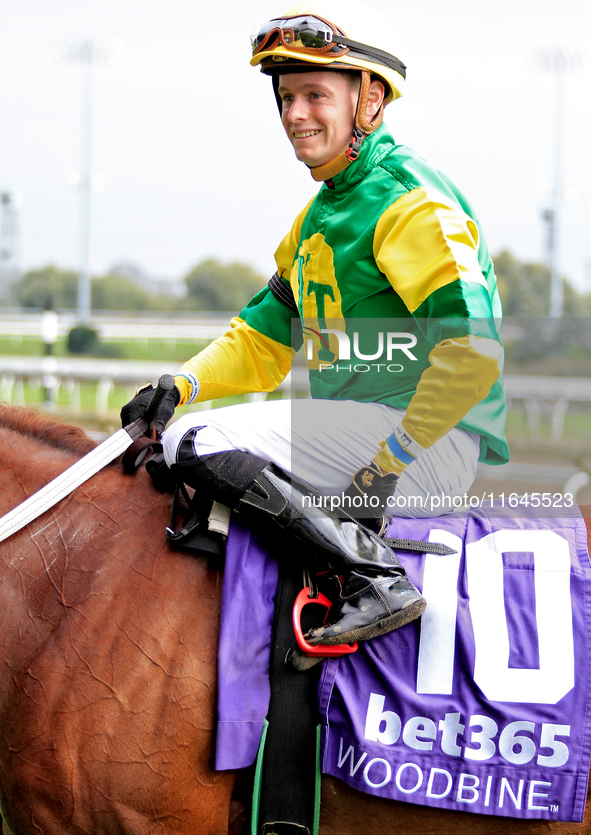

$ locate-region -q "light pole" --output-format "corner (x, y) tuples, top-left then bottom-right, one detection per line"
(61, 41), (108, 324)
(0, 191), (18, 304)
(535, 49), (579, 318)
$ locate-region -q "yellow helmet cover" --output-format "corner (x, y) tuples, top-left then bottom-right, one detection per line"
(250, 0), (406, 104)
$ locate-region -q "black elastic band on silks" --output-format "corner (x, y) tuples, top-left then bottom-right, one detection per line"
(268, 271), (299, 314)
(254, 559), (321, 835)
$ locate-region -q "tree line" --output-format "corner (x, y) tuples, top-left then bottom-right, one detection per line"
(9, 259), (267, 314)
(5, 251), (591, 318)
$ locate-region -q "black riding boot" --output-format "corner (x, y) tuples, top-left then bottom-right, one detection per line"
(171, 446), (425, 645)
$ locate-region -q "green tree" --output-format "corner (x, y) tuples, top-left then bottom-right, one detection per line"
(91, 273), (167, 311)
(494, 249), (591, 319)
(494, 250), (551, 318)
(13, 265), (172, 311)
(16, 265), (78, 308)
(183, 258), (266, 311)
(66, 325), (100, 354)
(494, 250), (591, 373)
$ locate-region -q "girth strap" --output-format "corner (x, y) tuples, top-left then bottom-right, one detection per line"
(256, 560), (320, 835)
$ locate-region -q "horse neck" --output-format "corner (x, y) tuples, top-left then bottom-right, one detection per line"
(0, 405), (96, 455)
(0, 406), (97, 510)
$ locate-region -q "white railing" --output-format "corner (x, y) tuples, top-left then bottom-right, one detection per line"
(0, 355), (310, 416)
(504, 375), (591, 440)
(0, 310), (231, 342)
(0, 352), (589, 439)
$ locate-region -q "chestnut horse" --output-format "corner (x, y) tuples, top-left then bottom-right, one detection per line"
(0, 404), (588, 835)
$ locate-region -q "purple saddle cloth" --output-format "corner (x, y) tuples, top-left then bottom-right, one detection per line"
(215, 505), (591, 822)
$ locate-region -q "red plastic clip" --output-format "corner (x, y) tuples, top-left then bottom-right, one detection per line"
(292, 586), (358, 658)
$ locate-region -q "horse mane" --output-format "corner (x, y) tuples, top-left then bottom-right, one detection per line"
(0, 404), (98, 456)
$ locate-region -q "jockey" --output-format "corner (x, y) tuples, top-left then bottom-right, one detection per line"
(122, 0), (509, 648)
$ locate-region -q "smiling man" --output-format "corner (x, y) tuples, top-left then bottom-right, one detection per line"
(278, 71), (379, 168)
(122, 1), (509, 648)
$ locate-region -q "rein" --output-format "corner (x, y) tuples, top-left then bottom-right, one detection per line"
(0, 427), (140, 545)
(0, 374), (176, 545)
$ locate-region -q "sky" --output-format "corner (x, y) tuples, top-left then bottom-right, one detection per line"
(1, 0), (590, 294)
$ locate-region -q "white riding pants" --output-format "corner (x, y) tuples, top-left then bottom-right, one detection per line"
(162, 399), (480, 519)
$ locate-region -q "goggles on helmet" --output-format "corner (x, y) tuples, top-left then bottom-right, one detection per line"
(251, 15), (349, 58)
(251, 14), (406, 79)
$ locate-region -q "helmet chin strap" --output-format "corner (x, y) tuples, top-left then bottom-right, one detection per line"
(309, 70), (383, 182)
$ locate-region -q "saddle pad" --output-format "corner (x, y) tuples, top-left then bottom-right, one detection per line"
(215, 506), (591, 822)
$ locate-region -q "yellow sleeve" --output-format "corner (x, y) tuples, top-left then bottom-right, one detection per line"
(274, 196), (316, 279)
(174, 317), (294, 404)
(402, 335), (502, 447)
(374, 335), (502, 474)
(373, 187), (486, 314)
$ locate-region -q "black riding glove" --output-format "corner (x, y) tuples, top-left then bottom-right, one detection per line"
(120, 383), (180, 436)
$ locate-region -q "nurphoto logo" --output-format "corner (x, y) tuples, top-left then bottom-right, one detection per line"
(303, 326), (419, 372)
